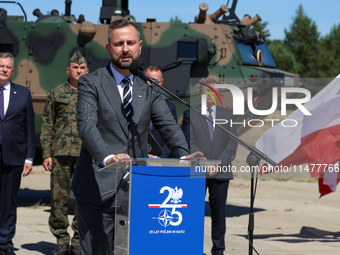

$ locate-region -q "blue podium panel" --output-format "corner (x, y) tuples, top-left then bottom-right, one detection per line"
(129, 166), (206, 255)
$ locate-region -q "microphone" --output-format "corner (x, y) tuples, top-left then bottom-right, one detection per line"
(129, 62), (152, 85)
(117, 166), (130, 193)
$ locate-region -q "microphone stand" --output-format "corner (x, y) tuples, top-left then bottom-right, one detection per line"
(144, 77), (279, 255)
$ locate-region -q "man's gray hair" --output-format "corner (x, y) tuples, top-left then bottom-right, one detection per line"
(107, 19), (140, 43)
(198, 78), (218, 88)
(0, 52), (14, 66)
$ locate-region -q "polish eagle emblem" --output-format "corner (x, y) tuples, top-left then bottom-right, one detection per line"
(171, 187), (183, 204)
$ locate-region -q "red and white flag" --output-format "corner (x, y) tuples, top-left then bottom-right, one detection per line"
(256, 75), (340, 197)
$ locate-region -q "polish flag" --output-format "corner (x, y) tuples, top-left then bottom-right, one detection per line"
(256, 75), (340, 197)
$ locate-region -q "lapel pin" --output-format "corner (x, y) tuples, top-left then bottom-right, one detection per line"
(138, 95), (142, 98)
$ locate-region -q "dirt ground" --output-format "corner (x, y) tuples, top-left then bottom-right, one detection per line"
(14, 110), (340, 254)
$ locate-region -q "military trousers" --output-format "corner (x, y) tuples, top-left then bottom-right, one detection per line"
(49, 156), (79, 246)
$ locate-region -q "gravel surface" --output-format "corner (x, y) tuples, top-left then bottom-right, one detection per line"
(13, 110), (340, 254)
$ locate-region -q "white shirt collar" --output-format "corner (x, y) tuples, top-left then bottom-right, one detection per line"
(109, 63), (134, 86)
(207, 105), (216, 112)
(2, 81), (10, 89)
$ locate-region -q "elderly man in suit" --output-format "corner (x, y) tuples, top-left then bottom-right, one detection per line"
(70, 19), (201, 254)
(145, 66), (178, 158)
(182, 78), (238, 255)
(0, 52), (35, 255)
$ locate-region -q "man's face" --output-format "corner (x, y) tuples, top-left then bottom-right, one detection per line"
(106, 25), (142, 70)
(199, 83), (217, 107)
(0, 57), (15, 85)
(145, 69), (164, 85)
(66, 62), (89, 83)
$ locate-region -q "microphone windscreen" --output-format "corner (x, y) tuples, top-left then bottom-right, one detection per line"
(129, 62), (143, 76)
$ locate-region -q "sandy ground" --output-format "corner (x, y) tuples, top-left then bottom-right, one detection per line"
(13, 110), (340, 254)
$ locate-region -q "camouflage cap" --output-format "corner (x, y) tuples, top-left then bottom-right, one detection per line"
(69, 51), (86, 64)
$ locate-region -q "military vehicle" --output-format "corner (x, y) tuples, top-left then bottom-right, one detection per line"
(0, 0), (301, 161)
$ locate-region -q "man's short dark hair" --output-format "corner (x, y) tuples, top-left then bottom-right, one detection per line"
(107, 19), (140, 43)
(145, 66), (161, 73)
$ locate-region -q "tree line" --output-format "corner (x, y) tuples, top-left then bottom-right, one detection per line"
(254, 5), (340, 79)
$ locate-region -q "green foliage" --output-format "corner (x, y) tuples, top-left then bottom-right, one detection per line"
(260, 4), (340, 98)
(269, 40), (300, 74)
(170, 16), (182, 23)
(318, 24), (340, 78)
(252, 21), (271, 44)
(283, 5), (320, 78)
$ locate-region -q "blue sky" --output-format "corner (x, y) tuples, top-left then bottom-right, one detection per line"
(2, 0), (339, 40)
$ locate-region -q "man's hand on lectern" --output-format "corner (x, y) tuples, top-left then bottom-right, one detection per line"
(179, 151), (206, 167)
(148, 154), (159, 158)
(106, 153), (131, 166)
(206, 165), (219, 176)
(184, 151), (206, 160)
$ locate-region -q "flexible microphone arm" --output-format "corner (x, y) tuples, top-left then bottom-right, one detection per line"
(128, 62), (279, 167)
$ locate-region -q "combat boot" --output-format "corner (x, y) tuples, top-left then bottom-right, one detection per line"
(50, 244), (69, 255)
(70, 245), (80, 255)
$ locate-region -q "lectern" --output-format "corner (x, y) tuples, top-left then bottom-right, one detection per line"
(102, 158), (217, 255)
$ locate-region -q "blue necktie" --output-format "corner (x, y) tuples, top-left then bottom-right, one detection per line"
(122, 78), (132, 126)
(207, 107), (214, 141)
(0, 86), (5, 144)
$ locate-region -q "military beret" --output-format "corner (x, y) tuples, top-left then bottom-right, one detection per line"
(70, 51), (86, 64)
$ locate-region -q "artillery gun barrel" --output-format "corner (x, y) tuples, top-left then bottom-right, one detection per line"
(240, 14), (251, 24)
(195, 3), (209, 23)
(65, 0), (72, 17)
(241, 14), (262, 28)
(33, 8), (43, 18)
(210, 4), (229, 23)
(115, 0), (122, 11)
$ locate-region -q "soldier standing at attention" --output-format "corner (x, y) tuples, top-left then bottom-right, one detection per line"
(40, 51), (89, 255)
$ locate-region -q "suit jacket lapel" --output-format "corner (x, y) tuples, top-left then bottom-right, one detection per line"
(130, 76), (146, 134)
(5, 82), (18, 120)
(101, 64), (129, 137)
(196, 105), (212, 142)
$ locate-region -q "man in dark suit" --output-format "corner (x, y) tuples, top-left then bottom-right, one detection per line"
(70, 19), (201, 254)
(0, 52), (35, 255)
(145, 66), (178, 158)
(182, 78), (238, 255)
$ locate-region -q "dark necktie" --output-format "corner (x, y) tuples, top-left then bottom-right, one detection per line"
(0, 86), (5, 144)
(122, 78), (132, 126)
(207, 107), (214, 141)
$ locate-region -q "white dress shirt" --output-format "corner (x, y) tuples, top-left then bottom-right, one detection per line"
(110, 63), (134, 102)
(1, 81), (10, 114)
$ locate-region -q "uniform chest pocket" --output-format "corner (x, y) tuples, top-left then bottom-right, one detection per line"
(56, 96), (71, 104)
(55, 96), (72, 115)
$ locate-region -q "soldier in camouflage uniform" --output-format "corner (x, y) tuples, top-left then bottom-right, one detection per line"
(40, 51), (89, 255)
